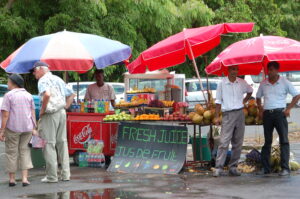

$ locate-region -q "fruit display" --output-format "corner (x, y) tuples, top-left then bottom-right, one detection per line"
(115, 97), (148, 108)
(189, 104), (218, 125)
(127, 87), (156, 93)
(148, 99), (164, 108)
(134, 114), (160, 120)
(244, 99), (263, 125)
(161, 112), (191, 121)
(103, 112), (133, 121)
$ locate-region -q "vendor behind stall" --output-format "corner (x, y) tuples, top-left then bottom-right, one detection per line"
(84, 69), (116, 107)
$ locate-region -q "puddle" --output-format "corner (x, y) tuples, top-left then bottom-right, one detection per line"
(19, 188), (149, 199)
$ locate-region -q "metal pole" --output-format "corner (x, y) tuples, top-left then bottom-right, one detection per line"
(184, 29), (208, 105)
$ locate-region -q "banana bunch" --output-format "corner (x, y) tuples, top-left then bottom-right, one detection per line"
(271, 145), (300, 172)
(237, 162), (256, 173)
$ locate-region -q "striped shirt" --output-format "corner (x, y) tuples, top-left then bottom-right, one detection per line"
(1, 88), (36, 133)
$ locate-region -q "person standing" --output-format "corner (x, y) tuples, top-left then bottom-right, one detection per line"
(256, 61), (300, 176)
(32, 61), (75, 183)
(0, 74), (37, 187)
(84, 69), (116, 107)
(213, 65), (253, 177)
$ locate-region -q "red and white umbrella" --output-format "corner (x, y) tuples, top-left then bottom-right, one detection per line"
(205, 35), (300, 76)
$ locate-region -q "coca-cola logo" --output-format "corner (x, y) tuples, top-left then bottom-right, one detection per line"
(73, 124), (92, 144)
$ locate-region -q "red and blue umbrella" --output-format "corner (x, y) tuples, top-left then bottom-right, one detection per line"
(1, 30), (131, 73)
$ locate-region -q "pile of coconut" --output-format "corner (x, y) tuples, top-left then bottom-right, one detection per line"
(243, 99), (263, 125)
(188, 99), (263, 125)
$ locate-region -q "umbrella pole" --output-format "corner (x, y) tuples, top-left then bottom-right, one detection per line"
(186, 42), (208, 105)
(77, 78), (79, 102)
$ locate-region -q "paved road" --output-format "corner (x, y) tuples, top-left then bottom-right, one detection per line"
(0, 108), (299, 198)
(0, 143), (299, 198)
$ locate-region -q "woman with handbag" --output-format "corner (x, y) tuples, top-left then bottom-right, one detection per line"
(0, 74), (37, 187)
(32, 61), (75, 183)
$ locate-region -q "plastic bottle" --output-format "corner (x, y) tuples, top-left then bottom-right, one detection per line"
(105, 100), (109, 113)
(80, 100), (85, 113)
(94, 100), (98, 113)
(87, 100), (91, 113)
(71, 100), (76, 112)
(84, 100), (88, 113)
(91, 100), (95, 113)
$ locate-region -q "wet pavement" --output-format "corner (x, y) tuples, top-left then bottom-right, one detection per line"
(1, 129), (300, 198)
(0, 143), (299, 199)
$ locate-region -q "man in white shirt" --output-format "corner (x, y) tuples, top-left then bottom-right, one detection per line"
(213, 65), (253, 177)
(256, 61), (300, 176)
(85, 69), (116, 107)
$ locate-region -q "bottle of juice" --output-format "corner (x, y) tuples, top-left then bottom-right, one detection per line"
(105, 100), (109, 113)
(80, 100), (85, 113)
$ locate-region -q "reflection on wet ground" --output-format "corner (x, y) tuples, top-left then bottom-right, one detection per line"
(20, 189), (146, 199)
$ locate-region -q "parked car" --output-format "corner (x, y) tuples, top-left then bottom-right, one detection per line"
(245, 71), (300, 105)
(185, 78), (221, 110)
(67, 82), (125, 103)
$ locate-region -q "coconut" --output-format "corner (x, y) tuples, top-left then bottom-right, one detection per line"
(290, 161), (300, 171)
(212, 117), (220, 125)
(192, 114), (203, 124)
(248, 106), (258, 117)
(194, 104), (205, 115)
(243, 108), (249, 117)
(203, 119), (211, 125)
(188, 112), (196, 119)
(245, 116), (255, 125)
(248, 99), (256, 106)
(203, 110), (212, 120)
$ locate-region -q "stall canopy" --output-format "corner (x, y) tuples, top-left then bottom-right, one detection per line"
(205, 35), (300, 76)
(127, 23), (254, 74)
(1, 30), (132, 74)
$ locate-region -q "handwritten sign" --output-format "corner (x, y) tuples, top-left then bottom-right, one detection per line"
(108, 122), (188, 174)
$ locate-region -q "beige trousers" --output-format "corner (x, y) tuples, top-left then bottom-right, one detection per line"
(215, 109), (245, 169)
(39, 109), (70, 181)
(5, 129), (33, 173)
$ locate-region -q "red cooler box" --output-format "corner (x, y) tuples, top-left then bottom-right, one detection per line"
(67, 112), (118, 165)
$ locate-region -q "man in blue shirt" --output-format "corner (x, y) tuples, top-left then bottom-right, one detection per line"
(256, 61), (300, 176)
(32, 61), (75, 183)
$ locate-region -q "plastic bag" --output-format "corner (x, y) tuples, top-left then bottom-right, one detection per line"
(29, 135), (46, 148)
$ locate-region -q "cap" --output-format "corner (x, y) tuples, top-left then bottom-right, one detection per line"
(8, 74), (24, 88)
(30, 61), (49, 73)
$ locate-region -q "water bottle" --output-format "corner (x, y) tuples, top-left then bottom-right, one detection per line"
(71, 100), (76, 112)
(94, 100), (98, 113)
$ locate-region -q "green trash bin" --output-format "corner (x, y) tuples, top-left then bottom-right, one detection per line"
(191, 136), (212, 161)
(31, 148), (46, 168)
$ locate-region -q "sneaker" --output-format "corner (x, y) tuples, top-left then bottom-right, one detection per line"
(229, 167), (241, 176)
(213, 168), (224, 177)
(279, 169), (290, 177)
(41, 176), (58, 183)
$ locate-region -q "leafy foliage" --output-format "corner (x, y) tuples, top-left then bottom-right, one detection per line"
(0, 0), (298, 92)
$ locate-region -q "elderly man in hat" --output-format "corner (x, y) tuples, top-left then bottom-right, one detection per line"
(32, 61), (75, 183)
(0, 74), (37, 187)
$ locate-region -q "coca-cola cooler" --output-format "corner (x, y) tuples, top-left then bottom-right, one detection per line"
(67, 112), (118, 165)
